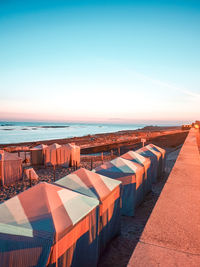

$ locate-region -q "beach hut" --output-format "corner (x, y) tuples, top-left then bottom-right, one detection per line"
(136, 144), (165, 183)
(44, 143), (61, 166)
(0, 150), (22, 186)
(55, 168), (121, 255)
(136, 144), (166, 183)
(0, 182), (99, 267)
(136, 146), (158, 183)
(30, 144), (48, 165)
(65, 143), (80, 167)
(44, 144), (72, 168)
(94, 157), (144, 216)
(121, 150), (152, 194)
(145, 144), (166, 178)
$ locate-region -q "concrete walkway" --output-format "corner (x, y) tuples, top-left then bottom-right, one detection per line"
(128, 128), (200, 267)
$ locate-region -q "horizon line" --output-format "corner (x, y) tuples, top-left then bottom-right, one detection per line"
(0, 118), (192, 125)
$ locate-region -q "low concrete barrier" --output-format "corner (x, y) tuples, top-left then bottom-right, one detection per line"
(128, 128), (200, 266)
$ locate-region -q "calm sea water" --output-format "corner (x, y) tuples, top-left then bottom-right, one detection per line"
(0, 121), (147, 144)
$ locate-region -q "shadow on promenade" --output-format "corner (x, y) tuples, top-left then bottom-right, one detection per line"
(98, 147), (181, 267)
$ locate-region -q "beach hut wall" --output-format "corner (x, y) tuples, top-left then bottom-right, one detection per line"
(44, 144), (66, 167)
(44, 143), (62, 166)
(30, 144), (48, 165)
(59, 145), (71, 167)
(0, 150), (22, 186)
(0, 150), (4, 186)
(64, 144), (80, 167)
(55, 168), (122, 256)
(121, 151), (152, 194)
(94, 157), (145, 216)
(44, 144), (74, 168)
(0, 182), (99, 267)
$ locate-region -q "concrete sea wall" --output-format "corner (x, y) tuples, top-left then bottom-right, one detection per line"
(128, 128), (200, 266)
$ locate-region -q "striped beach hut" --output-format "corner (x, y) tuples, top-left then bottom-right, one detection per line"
(121, 150), (152, 194)
(0, 182), (99, 267)
(94, 157), (144, 216)
(55, 168), (121, 256)
(145, 144), (166, 178)
(136, 145), (160, 184)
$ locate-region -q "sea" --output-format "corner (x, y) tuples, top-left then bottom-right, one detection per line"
(0, 121), (178, 145)
(0, 121), (149, 145)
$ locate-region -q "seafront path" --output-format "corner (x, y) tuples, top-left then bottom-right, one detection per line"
(128, 128), (200, 266)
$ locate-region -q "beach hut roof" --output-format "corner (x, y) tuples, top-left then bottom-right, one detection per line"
(31, 144), (48, 150)
(121, 150), (150, 165)
(138, 144), (161, 160)
(65, 143), (78, 148)
(146, 144), (166, 158)
(136, 145), (159, 158)
(110, 157), (140, 173)
(0, 182), (99, 239)
(56, 168), (121, 202)
(48, 143), (61, 150)
(0, 151), (22, 161)
(95, 156), (142, 174)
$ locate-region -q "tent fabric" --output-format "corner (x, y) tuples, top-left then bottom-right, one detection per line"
(55, 168), (122, 255)
(60, 145), (71, 167)
(0, 151), (22, 186)
(44, 144), (71, 167)
(64, 144), (80, 167)
(44, 143), (62, 166)
(30, 145), (48, 165)
(121, 151), (152, 194)
(145, 144), (166, 178)
(24, 168), (39, 181)
(0, 182), (99, 267)
(37, 143), (80, 168)
(94, 157), (145, 216)
(44, 143), (78, 168)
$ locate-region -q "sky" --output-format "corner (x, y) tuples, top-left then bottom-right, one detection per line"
(0, 0), (200, 125)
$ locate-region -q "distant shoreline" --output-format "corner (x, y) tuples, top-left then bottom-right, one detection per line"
(0, 125), (181, 149)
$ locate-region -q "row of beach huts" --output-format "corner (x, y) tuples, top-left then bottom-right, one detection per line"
(0, 143), (80, 186)
(0, 143), (165, 267)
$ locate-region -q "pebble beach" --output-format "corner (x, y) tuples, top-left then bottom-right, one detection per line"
(0, 128), (188, 203)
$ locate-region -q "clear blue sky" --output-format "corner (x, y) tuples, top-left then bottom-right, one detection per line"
(0, 0), (200, 124)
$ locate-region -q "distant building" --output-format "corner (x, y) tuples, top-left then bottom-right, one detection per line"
(188, 121), (200, 129)
(181, 124), (192, 130)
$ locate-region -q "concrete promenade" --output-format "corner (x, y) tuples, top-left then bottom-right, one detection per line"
(128, 128), (200, 266)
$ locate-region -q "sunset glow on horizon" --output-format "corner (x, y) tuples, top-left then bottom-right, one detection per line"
(0, 0), (200, 125)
